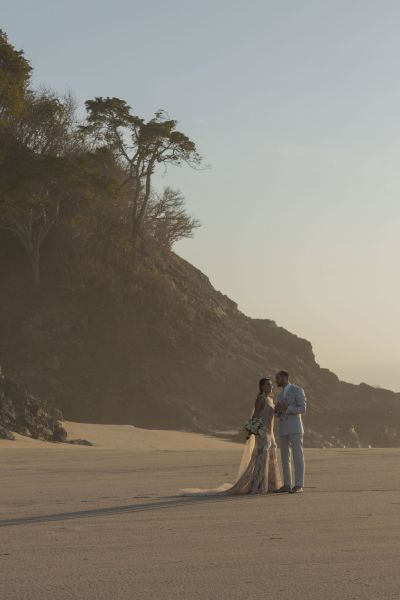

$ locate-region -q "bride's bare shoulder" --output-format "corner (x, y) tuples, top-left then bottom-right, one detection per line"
(254, 392), (266, 408)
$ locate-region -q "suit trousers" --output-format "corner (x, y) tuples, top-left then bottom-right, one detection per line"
(279, 433), (305, 488)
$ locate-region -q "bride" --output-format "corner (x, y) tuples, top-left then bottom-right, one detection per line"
(181, 377), (282, 495)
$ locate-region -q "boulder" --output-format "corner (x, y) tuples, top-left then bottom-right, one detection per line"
(52, 421), (68, 442)
(68, 439), (93, 446)
(0, 426), (15, 440)
(0, 370), (65, 443)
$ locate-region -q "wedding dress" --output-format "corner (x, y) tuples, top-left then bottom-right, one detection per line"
(181, 394), (282, 495)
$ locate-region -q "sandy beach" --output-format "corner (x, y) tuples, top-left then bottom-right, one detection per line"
(1, 423), (399, 600)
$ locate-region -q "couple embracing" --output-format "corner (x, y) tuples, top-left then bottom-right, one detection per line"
(182, 370), (306, 496)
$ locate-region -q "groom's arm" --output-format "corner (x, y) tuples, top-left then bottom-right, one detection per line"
(286, 387), (306, 415)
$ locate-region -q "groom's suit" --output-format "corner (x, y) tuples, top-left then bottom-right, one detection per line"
(276, 383), (306, 488)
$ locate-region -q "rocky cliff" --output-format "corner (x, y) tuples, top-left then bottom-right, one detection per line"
(0, 232), (399, 447)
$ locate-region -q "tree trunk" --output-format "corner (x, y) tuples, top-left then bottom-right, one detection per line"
(30, 245), (40, 288)
(1, 214), (52, 290)
(23, 239), (41, 289)
(131, 165), (153, 244)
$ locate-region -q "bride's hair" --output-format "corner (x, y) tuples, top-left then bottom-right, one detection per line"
(259, 377), (271, 392)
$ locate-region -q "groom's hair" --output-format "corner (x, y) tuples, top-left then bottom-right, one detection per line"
(277, 370), (289, 379)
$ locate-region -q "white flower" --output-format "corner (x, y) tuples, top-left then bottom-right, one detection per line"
(243, 416), (266, 437)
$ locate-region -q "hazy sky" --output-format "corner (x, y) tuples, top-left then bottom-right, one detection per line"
(3, 0), (400, 390)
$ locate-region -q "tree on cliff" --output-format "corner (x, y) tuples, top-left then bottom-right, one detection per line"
(0, 29), (31, 123)
(145, 187), (200, 248)
(0, 90), (86, 288)
(81, 97), (202, 244)
(0, 32), (202, 289)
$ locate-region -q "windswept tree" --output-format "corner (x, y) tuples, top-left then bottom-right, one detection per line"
(145, 187), (200, 248)
(81, 97), (202, 243)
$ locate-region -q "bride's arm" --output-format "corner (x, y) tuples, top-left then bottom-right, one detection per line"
(253, 394), (265, 418)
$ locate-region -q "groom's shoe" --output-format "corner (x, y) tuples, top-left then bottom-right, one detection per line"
(273, 485), (292, 494)
(290, 486), (304, 494)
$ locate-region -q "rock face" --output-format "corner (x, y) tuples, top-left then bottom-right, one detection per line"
(0, 234), (399, 448)
(0, 371), (67, 442)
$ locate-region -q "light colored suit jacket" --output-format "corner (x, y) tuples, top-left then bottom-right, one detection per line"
(276, 383), (306, 437)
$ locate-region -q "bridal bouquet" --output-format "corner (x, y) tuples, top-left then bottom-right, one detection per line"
(244, 417), (266, 440)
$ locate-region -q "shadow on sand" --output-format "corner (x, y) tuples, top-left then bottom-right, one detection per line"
(0, 494), (260, 528)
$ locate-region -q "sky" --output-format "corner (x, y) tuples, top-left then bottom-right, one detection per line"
(2, 0), (400, 390)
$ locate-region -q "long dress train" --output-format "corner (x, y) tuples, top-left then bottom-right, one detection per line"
(181, 394), (282, 495)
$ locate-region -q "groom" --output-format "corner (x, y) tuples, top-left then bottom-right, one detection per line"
(274, 370), (306, 494)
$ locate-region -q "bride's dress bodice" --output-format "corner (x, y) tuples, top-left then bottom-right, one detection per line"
(259, 395), (276, 443)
